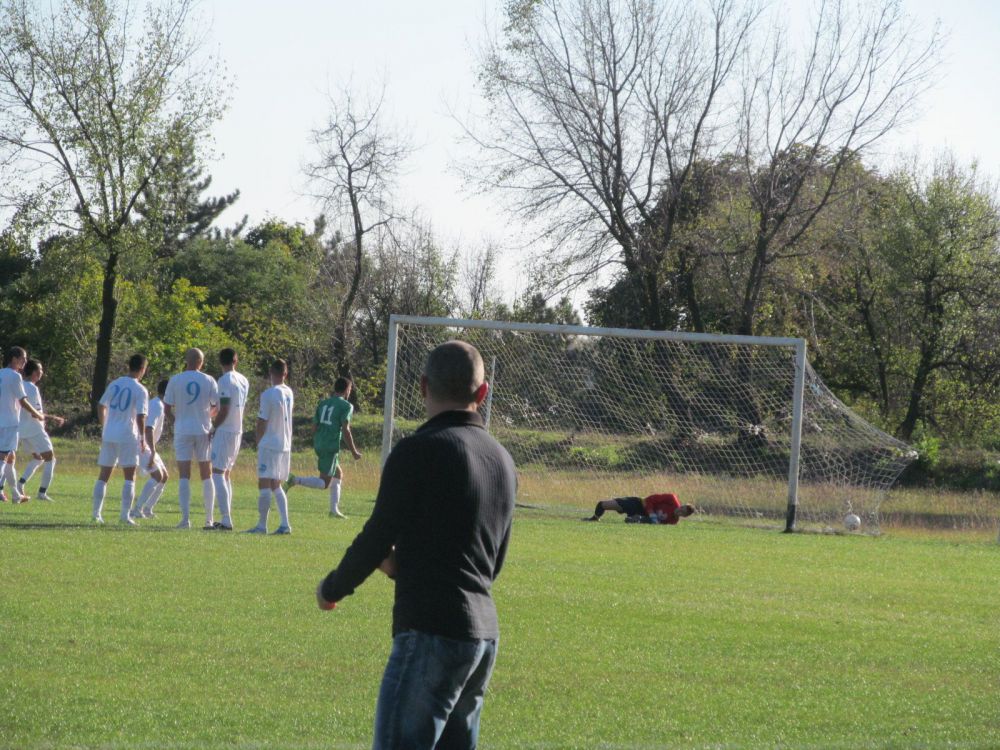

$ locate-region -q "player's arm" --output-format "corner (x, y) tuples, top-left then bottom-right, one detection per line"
(255, 416), (268, 444)
(135, 413), (147, 454)
(18, 396), (43, 421)
(213, 398), (230, 430)
(342, 422), (362, 460)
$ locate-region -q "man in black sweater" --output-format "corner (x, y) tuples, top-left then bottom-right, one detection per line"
(317, 340), (517, 750)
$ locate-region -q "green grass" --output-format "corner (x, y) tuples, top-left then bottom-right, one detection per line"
(1, 455), (999, 749)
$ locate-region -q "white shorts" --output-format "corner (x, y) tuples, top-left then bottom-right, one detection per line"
(174, 433), (211, 463)
(0, 426), (18, 453)
(19, 430), (53, 455)
(257, 448), (290, 481)
(211, 431), (243, 471)
(97, 438), (140, 468)
(139, 449), (167, 477)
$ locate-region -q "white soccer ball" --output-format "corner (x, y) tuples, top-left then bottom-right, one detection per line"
(844, 513), (862, 531)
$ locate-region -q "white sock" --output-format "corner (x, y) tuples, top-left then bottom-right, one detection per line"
(329, 478), (342, 514)
(149, 481), (167, 510)
(178, 478), (191, 524)
(3, 462), (18, 493)
(39, 458), (55, 492)
(120, 480), (135, 520)
(202, 478), (215, 526)
(92, 479), (107, 519)
(20, 458), (43, 485)
(274, 486), (290, 528)
(137, 478), (158, 511)
(296, 476), (326, 489)
(213, 473), (231, 527)
(256, 489), (271, 529)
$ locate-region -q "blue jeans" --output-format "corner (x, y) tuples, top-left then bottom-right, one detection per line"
(372, 630), (498, 750)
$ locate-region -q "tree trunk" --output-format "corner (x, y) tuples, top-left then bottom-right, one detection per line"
(90, 245), (119, 418)
(898, 351), (933, 441)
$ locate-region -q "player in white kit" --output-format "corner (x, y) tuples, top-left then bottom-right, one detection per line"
(0, 347), (45, 504)
(131, 379), (169, 519)
(163, 348), (219, 530)
(209, 348), (249, 531)
(17, 359), (65, 501)
(92, 354), (149, 524)
(245, 358), (294, 535)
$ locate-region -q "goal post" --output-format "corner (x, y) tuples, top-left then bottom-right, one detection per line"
(382, 315), (915, 533)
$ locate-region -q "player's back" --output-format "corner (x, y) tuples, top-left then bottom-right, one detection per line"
(165, 370), (218, 435)
(19, 381), (45, 436)
(217, 370), (249, 433)
(100, 376), (149, 442)
(314, 395), (352, 451)
(147, 397), (165, 446)
(0, 367), (26, 427)
(259, 384), (294, 452)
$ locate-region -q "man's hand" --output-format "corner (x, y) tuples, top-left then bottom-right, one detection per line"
(316, 581), (336, 611)
(351, 448), (362, 461)
(50, 415), (65, 427)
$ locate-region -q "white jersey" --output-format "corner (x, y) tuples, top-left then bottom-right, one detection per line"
(217, 370), (250, 433)
(146, 397), (165, 446)
(164, 370), (219, 435)
(99, 376), (149, 442)
(0, 367), (27, 428)
(257, 384), (294, 452)
(19, 380), (45, 438)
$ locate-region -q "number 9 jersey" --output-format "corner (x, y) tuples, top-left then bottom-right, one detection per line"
(164, 370), (219, 435)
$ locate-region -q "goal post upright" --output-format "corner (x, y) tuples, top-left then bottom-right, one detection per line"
(783, 339), (808, 533)
(380, 315), (402, 467)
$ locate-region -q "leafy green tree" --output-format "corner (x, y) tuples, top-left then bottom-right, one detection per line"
(813, 158), (1000, 441)
(0, 0), (226, 415)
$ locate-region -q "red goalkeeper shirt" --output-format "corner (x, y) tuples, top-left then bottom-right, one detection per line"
(643, 493), (680, 524)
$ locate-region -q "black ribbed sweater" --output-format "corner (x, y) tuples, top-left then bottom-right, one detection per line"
(320, 409), (516, 639)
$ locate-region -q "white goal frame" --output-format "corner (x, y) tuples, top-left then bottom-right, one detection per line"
(381, 315), (809, 532)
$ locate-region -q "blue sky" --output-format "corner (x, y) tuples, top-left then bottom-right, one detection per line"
(206, 1), (1000, 297)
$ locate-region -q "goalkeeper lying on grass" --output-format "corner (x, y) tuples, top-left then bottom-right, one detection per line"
(584, 493), (695, 524)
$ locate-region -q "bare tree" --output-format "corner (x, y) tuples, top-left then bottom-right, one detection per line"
(464, 0), (758, 329)
(0, 0), (225, 415)
(461, 240), (501, 318)
(306, 85), (412, 375)
(726, 0), (940, 336)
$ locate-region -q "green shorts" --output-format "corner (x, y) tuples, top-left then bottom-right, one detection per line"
(316, 450), (341, 477)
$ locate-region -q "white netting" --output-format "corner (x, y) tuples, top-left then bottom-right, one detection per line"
(383, 318), (916, 533)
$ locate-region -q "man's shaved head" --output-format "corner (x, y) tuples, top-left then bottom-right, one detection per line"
(184, 348), (204, 370)
(424, 340), (485, 404)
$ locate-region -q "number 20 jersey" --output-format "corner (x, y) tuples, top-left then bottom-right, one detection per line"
(99, 376), (149, 442)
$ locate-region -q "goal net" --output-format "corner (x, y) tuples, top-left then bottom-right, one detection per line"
(381, 316), (916, 533)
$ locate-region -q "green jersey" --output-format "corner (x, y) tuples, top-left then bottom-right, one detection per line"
(313, 395), (353, 453)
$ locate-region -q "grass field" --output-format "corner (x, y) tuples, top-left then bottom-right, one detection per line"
(2, 447), (999, 749)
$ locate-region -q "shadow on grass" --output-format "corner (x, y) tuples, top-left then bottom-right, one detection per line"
(0, 519), (195, 532)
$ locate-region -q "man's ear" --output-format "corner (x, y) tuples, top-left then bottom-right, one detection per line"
(473, 381), (489, 406)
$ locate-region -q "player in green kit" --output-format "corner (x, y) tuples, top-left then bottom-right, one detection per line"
(286, 377), (362, 517)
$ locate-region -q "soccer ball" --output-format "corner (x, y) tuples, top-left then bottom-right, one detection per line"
(844, 513), (862, 531)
